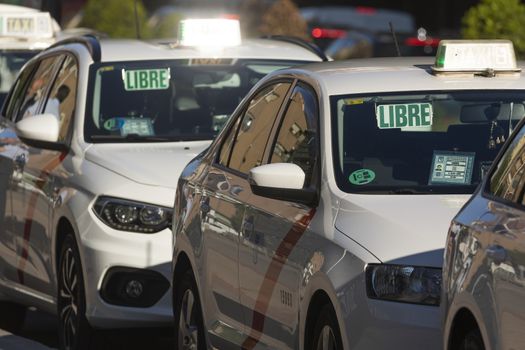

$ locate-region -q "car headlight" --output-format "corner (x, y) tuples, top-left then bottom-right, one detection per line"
(93, 196), (172, 233)
(365, 264), (441, 306)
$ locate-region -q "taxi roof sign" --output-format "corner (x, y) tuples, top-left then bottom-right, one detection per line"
(432, 40), (520, 75)
(0, 12), (54, 39)
(178, 19), (241, 47)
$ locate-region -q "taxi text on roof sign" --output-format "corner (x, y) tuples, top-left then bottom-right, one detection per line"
(0, 13), (53, 39)
(432, 40), (520, 74)
(178, 19), (242, 47)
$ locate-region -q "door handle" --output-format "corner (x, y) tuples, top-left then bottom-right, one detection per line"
(487, 244), (506, 264)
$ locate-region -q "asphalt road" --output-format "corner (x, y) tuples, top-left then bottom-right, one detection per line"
(1, 308), (174, 350)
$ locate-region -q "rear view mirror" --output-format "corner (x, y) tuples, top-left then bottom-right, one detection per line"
(248, 163), (317, 205)
(15, 113), (68, 151)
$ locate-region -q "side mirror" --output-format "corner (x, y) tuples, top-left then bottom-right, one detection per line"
(248, 163), (317, 205)
(15, 113), (68, 151)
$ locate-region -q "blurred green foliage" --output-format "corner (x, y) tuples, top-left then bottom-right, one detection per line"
(80, 0), (151, 38)
(462, 0), (525, 58)
(150, 12), (183, 39)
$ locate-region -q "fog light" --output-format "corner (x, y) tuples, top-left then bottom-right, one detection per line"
(125, 280), (143, 298)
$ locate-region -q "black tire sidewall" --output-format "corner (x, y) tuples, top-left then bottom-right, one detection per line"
(173, 270), (206, 350)
(310, 304), (343, 350)
(57, 234), (92, 350)
(461, 328), (485, 350)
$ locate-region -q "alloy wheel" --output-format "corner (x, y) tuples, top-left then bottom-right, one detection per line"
(316, 325), (336, 350)
(59, 247), (79, 350)
(178, 289), (199, 350)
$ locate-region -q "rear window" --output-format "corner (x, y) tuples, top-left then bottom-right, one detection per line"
(331, 91), (525, 194)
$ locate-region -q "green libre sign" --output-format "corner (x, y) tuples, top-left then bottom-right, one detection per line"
(123, 68), (170, 91)
(376, 103), (433, 129)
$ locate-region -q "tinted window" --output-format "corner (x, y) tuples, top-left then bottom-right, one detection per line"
(489, 125), (525, 203)
(17, 55), (63, 121)
(0, 50), (37, 108)
(270, 84), (319, 187)
(218, 115), (242, 167)
(331, 91), (525, 194)
(228, 82), (291, 173)
(43, 55), (78, 143)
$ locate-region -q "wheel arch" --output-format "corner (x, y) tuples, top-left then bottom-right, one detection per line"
(447, 307), (484, 350)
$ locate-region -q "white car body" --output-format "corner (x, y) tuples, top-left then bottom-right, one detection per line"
(0, 33), (323, 336)
(172, 56), (525, 349)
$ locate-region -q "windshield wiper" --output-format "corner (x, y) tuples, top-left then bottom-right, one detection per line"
(90, 134), (173, 142)
(388, 188), (429, 194)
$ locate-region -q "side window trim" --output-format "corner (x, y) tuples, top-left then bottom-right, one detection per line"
(213, 78), (296, 171)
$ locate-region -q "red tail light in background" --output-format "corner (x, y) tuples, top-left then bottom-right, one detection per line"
(311, 28), (347, 39)
(405, 37), (440, 47)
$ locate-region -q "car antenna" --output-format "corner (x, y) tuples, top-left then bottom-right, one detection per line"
(389, 21), (401, 57)
(134, 0), (141, 39)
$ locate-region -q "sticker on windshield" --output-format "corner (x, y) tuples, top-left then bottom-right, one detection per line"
(120, 118), (154, 136)
(343, 98), (364, 105)
(429, 151), (475, 185)
(376, 103), (433, 129)
(122, 68), (170, 91)
(349, 169), (376, 185)
(103, 117), (125, 131)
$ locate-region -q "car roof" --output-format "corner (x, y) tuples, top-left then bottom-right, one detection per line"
(94, 38), (324, 63)
(285, 57), (525, 96)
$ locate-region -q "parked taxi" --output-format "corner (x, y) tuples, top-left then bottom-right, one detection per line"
(171, 40), (525, 350)
(0, 19), (324, 349)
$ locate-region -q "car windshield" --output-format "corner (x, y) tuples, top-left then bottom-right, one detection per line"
(85, 59), (305, 143)
(0, 50), (36, 106)
(331, 91), (525, 194)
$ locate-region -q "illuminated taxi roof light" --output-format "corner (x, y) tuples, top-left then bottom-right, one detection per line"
(432, 40), (520, 74)
(0, 12), (54, 39)
(178, 19), (241, 47)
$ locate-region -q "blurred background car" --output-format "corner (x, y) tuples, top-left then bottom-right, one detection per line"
(0, 4), (61, 107)
(301, 6), (440, 59)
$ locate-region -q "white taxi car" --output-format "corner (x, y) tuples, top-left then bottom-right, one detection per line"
(171, 40), (525, 350)
(0, 19), (325, 349)
(0, 4), (60, 106)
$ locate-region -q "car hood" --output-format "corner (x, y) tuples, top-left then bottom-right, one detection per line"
(335, 194), (470, 267)
(85, 141), (211, 189)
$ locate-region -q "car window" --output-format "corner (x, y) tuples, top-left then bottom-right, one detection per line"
(84, 60), (304, 143)
(227, 82), (291, 174)
(270, 83), (319, 187)
(2, 61), (37, 121)
(43, 55), (78, 143)
(331, 90), (525, 194)
(488, 124), (525, 204)
(16, 55), (63, 121)
(0, 50), (37, 107)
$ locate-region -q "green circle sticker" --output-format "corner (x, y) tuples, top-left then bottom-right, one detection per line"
(349, 169), (376, 185)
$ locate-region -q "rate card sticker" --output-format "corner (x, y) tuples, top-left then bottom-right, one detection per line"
(376, 103), (433, 129)
(429, 151), (475, 185)
(122, 68), (170, 91)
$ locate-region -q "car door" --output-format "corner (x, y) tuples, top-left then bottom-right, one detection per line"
(201, 81), (293, 347)
(0, 61), (39, 286)
(239, 83), (320, 349)
(483, 123), (525, 349)
(14, 53), (77, 296)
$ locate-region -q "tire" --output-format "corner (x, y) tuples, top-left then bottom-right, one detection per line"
(459, 328), (485, 350)
(0, 300), (26, 332)
(310, 304), (343, 350)
(57, 234), (93, 350)
(173, 269), (206, 350)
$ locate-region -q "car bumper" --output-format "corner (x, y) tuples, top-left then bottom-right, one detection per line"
(78, 212), (173, 329)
